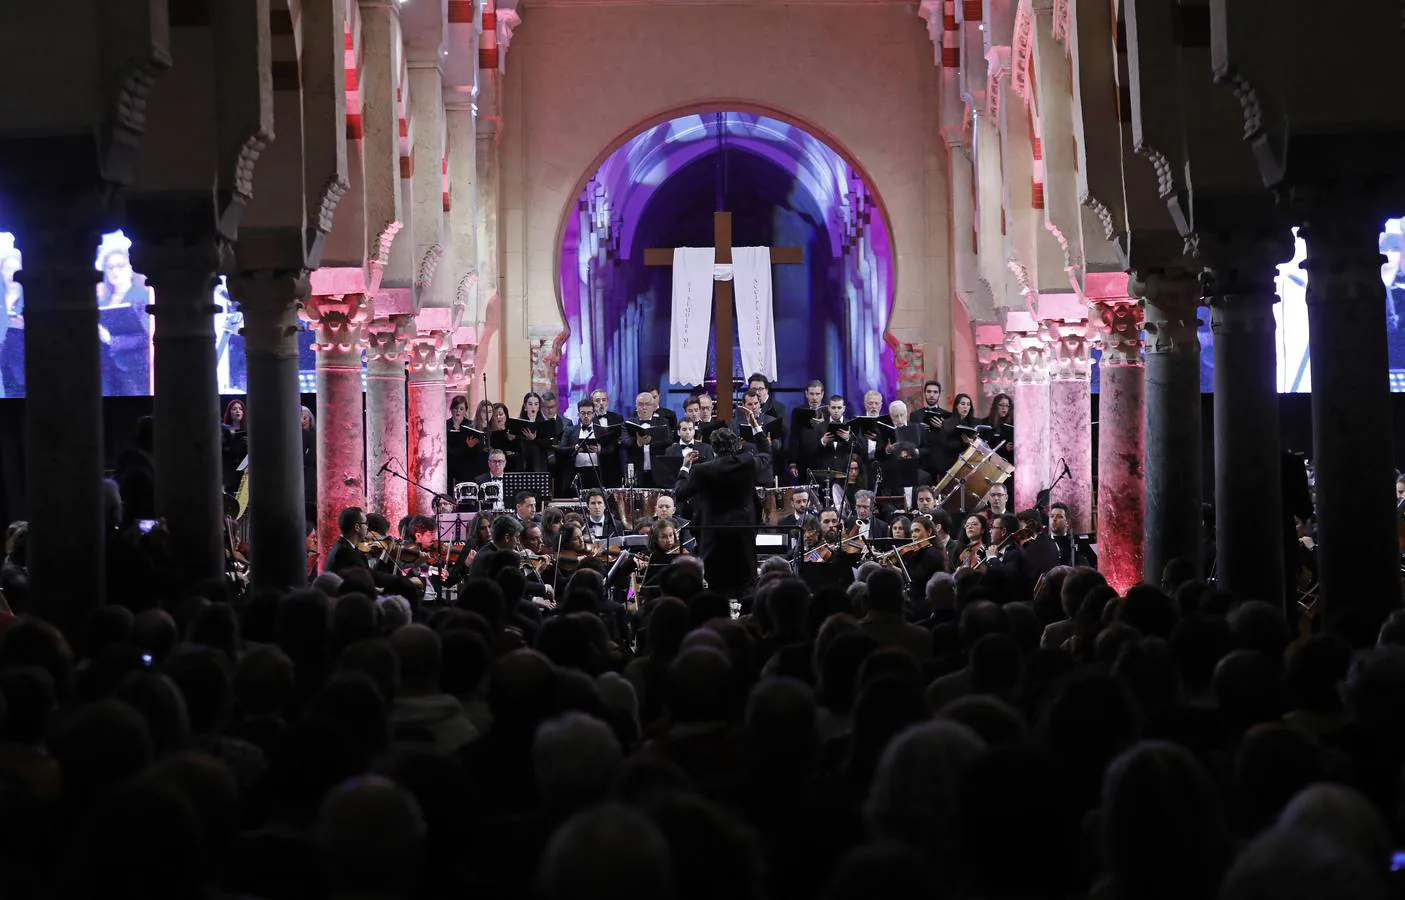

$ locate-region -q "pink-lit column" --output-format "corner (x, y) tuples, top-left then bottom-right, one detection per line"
(1046, 321), (1093, 531)
(1010, 336), (1051, 512)
(1089, 278), (1145, 592)
(406, 330), (449, 517)
(365, 316), (413, 529)
(302, 293), (371, 564)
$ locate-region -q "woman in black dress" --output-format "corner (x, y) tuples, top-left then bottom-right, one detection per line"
(516, 391), (552, 473)
(983, 393), (1015, 465)
(446, 394), (484, 487)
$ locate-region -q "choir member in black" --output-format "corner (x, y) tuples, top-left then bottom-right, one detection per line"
(814, 395), (867, 506)
(485, 403), (520, 471)
(301, 406), (317, 528)
(221, 399), (248, 494)
(582, 490), (624, 544)
(539, 391), (567, 487)
(560, 398), (620, 491)
(748, 373), (786, 445)
(675, 427), (760, 596)
(984, 392), (1015, 466)
(666, 418), (714, 462)
(622, 390), (675, 486)
(848, 490), (890, 540)
(736, 390), (779, 486)
(788, 380), (828, 480)
(515, 392), (552, 473)
(97, 243), (153, 396)
(935, 392), (978, 476)
(447, 394), (485, 487)
(642, 383), (678, 431)
(541, 391), (571, 432)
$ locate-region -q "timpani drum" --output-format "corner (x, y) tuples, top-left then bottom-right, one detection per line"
(452, 482), (480, 512)
(610, 488), (667, 526)
(935, 441), (1014, 514)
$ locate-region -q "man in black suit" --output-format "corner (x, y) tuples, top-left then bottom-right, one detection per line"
(675, 427), (759, 597)
(1047, 501), (1095, 568)
(775, 486), (814, 531)
(622, 389), (675, 486)
(643, 383), (678, 431)
(748, 373), (786, 446)
(847, 490), (891, 540)
(665, 418), (714, 462)
(559, 398), (621, 492)
(582, 490), (624, 544)
(788, 379), (828, 481)
(813, 394), (869, 478)
(736, 390), (779, 486)
(324, 506), (372, 574)
(474, 449), (510, 510)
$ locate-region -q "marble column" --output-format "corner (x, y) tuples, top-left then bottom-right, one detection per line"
(143, 244), (226, 584)
(1046, 322), (1093, 530)
(1134, 269), (1204, 586)
(230, 270), (310, 590)
(303, 294), (371, 565)
(1090, 286), (1146, 592)
(17, 215), (107, 629)
(406, 330), (449, 516)
(365, 316), (412, 528)
(1011, 337), (1051, 513)
(1301, 213), (1398, 633)
(1209, 278), (1285, 605)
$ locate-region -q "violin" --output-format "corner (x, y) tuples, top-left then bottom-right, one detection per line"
(958, 540), (986, 570)
(839, 524), (867, 555)
(876, 533), (937, 565)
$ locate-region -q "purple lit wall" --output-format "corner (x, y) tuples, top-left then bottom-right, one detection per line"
(558, 112), (896, 413)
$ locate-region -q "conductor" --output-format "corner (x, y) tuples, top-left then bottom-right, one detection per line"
(674, 426), (758, 597)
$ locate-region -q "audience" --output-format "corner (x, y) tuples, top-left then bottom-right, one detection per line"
(0, 524), (1401, 900)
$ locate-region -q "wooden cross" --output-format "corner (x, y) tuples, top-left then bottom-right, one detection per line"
(644, 211), (803, 423)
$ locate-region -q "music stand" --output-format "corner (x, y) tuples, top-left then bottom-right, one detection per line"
(504, 472), (553, 509)
(799, 561), (855, 591)
(435, 512), (478, 545)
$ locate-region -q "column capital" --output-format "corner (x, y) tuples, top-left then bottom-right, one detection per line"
(1196, 227), (1295, 298)
(1044, 319), (1091, 381)
(406, 330), (450, 381)
(301, 293), (374, 351)
(1009, 337), (1051, 386)
(976, 342), (1016, 397)
(1091, 299), (1145, 368)
(1131, 268), (1203, 358)
(228, 270), (310, 357)
(364, 314), (417, 364)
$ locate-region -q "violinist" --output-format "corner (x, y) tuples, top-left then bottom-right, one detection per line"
(952, 513), (988, 571)
(847, 490), (890, 540)
(984, 514), (1031, 586)
(902, 515), (949, 605)
(544, 523), (606, 588)
(819, 507), (863, 569)
(324, 506), (424, 600)
(1017, 507), (1061, 579)
(513, 491), (542, 527)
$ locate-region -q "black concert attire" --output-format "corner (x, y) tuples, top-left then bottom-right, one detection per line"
(737, 414), (780, 486)
(446, 417), (484, 485)
(759, 396), (787, 444)
(99, 281), (152, 396)
(622, 414), (675, 487)
(789, 405), (827, 478)
(514, 413), (554, 473)
(846, 515), (891, 541)
(221, 426), (247, 494)
(474, 472), (510, 513)
(559, 418), (621, 491)
(324, 535), (371, 575)
(582, 511), (624, 546)
(665, 439), (715, 463)
(904, 544), (949, 606)
(675, 448), (761, 595)
(1022, 532), (1061, 580)
(983, 415), (1015, 466)
(485, 427), (522, 473)
(1050, 531), (1095, 568)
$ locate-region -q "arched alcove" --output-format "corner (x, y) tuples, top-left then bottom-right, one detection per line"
(556, 110), (895, 410)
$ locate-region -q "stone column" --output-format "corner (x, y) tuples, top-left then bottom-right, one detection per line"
(364, 316), (412, 528)
(302, 294), (371, 564)
(1134, 269), (1204, 586)
(142, 243), (226, 584)
(1301, 213), (1398, 632)
(1090, 280), (1146, 592)
(406, 330), (449, 516)
(1009, 335), (1050, 512)
(17, 215), (107, 629)
(1207, 252), (1286, 605)
(230, 270), (310, 590)
(1046, 321), (1093, 529)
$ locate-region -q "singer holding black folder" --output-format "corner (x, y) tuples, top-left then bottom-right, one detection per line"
(559, 398), (621, 492)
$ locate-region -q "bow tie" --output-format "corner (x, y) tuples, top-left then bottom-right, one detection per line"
(680, 443), (692, 449)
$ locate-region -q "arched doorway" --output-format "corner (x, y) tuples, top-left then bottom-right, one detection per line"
(556, 110), (895, 413)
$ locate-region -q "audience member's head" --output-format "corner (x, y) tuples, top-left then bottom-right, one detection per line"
(538, 804), (675, 900)
(534, 712), (623, 815)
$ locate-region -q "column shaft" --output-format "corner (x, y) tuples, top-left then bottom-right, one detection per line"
(1092, 297), (1146, 592)
(305, 294), (370, 565)
(1210, 291), (1284, 604)
(406, 333), (448, 517)
(1137, 271), (1204, 585)
(1303, 216), (1398, 633)
(365, 332), (409, 526)
(232, 272), (308, 590)
(20, 221), (106, 628)
(1013, 376), (1050, 511)
(147, 255), (225, 584)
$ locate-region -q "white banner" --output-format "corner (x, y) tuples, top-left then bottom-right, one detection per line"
(732, 246), (778, 381)
(668, 247), (716, 385)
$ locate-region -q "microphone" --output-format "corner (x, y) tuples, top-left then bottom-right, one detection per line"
(1061, 459), (1072, 479)
(377, 459), (393, 475)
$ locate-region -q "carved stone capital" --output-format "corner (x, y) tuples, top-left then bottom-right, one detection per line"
(228, 269), (309, 358)
(416, 243), (444, 294)
(405, 330), (449, 380)
(1007, 334), (1051, 385)
(1091, 300), (1145, 369)
(1044, 319), (1092, 381)
(443, 347), (473, 392)
(364, 315), (417, 364)
(1300, 212), (1392, 310)
(976, 341), (1016, 397)
(301, 293), (374, 352)
(1131, 269), (1203, 359)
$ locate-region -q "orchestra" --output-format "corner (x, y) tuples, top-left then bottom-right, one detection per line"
(252, 374), (1053, 640)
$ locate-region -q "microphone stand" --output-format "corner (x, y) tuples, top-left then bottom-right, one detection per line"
(380, 460), (451, 509)
(1036, 458), (1071, 516)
